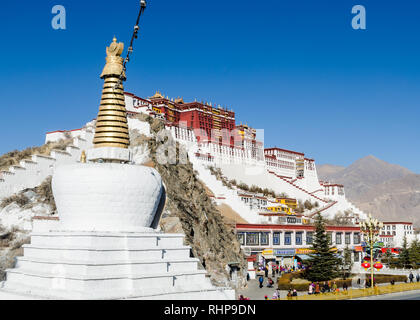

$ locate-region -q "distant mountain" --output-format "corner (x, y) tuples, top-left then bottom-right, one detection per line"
(355, 174), (420, 228)
(317, 164), (345, 179)
(318, 156), (420, 227)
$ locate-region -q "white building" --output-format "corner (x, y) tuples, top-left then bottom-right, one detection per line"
(380, 222), (418, 248)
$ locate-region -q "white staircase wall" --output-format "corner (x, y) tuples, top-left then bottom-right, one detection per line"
(0, 129), (94, 200)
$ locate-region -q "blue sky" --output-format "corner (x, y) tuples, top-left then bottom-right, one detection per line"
(1, 0), (419, 172)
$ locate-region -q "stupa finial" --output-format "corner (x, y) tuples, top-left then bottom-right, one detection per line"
(92, 36), (130, 150)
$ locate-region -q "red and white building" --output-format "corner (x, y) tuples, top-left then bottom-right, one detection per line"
(236, 222), (363, 278)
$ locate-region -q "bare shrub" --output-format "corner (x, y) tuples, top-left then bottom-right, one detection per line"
(0, 139), (72, 171)
(34, 176), (56, 212)
(0, 193), (30, 209)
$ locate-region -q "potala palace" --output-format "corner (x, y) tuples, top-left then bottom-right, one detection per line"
(39, 90), (367, 225)
(1, 2), (419, 302)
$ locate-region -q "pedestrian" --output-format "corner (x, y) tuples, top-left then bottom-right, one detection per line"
(259, 275), (264, 288)
(409, 272), (414, 283)
(292, 289), (297, 297)
(267, 277), (274, 288)
(390, 279), (395, 285)
(343, 282), (348, 291)
(273, 289), (280, 300)
(332, 281), (337, 292)
(272, 267), (275, 278)
(276, 265), (279, 275)
(322, 281), (329, 293)
(416, 273), (420, 283)
(287, 289), (292, 299)
(308, 282), (313, 295)
(246, 273), (250, 281)
(264, 295), (268, 300)
(315, 282), (320, 294)
(265, 265), (269, 278)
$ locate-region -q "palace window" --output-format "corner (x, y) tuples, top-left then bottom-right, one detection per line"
(327, 232), (333, 245)
(246, 232), (259, 246)
(284, 232), (292, 245)
(261, 232), (270, 246)
(237, 232), (245, 245)
(353, 233), (360, 244)
(336, 233), (342, 245)
(306, 232), (313, 244)
(273, 232), (281, 245)
(345, 233), (351, 245)
(295, 232), (303, 245)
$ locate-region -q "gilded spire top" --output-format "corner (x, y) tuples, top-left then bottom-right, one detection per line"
(93, 37), (130, 150)
(100, 37), (125, 79)
(106, 37), (124, 57)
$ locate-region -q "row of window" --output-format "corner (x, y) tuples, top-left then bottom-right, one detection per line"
(237, 231), (361, 246)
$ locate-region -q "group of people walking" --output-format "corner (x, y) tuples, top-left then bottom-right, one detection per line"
(308, 281), (347, 295)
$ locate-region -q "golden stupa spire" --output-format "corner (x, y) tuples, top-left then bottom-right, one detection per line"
(92, 37), (130, 149)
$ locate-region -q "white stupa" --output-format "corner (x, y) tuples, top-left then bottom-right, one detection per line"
(0, 37), (234, 300)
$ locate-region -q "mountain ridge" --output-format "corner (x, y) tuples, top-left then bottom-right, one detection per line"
(318, 156), (420, 227)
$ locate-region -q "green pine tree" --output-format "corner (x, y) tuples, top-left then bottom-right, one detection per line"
(398, 235), (411, 268)
(409, 239), (420, 266)
(384, 248), (392, 266)
(342, 245), (353, 279)
(305, 213), (341, 282)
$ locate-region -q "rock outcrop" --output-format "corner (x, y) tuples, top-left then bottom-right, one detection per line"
(130, 117), (247, 288)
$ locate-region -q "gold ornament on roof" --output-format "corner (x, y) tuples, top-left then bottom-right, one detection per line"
(151, 91), (164, 99)
(93, 37), (130, 149)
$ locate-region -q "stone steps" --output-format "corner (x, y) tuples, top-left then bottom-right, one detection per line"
(0, 229), (235, 300)
(29, 231), (185, 248)
(22, 244), (191, 261)
(0, 281), (234, 300)
(0, 129), (94, 200)
(4, 268), (212, 293)
(15, 256), (200, 276)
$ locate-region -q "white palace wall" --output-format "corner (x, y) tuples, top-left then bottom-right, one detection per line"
(1, 116), (367, 222)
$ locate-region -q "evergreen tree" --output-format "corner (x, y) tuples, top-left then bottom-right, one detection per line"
(398, 235), (411, 268)
(342, 245), (353, 279)
(305, 213), (341, 282)
(409, 239), (420, 266)
(384, 248), (392, 266)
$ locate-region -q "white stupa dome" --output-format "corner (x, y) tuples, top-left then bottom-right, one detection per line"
(52, 163), (164, 232)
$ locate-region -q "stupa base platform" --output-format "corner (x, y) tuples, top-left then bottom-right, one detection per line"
(0, 231), (234, 300)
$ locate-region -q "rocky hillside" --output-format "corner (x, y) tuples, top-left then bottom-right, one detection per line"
(318, 156), (420, 227)
(0, 177), (56, 279)
(130, 116), (247, 288)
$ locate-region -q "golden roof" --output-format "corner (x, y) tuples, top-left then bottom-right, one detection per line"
(150, 91), (164, 99)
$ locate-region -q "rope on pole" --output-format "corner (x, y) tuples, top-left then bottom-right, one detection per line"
(114, 0), (148, 90)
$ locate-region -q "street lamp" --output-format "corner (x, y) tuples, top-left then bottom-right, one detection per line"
(360, 214), (383, 289)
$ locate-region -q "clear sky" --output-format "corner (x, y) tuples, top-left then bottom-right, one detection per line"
(1, 0), (419, 172)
